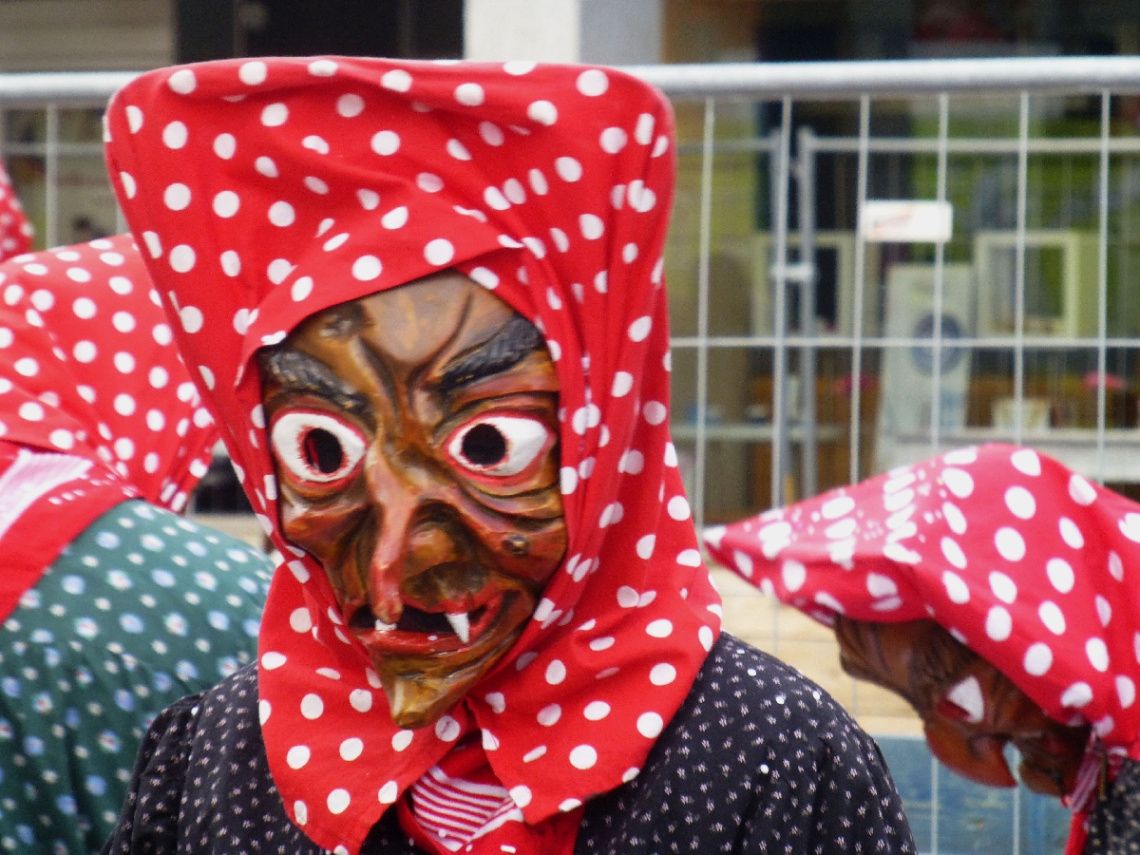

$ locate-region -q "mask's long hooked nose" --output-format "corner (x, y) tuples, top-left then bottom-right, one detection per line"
(365, 446), (463, 626)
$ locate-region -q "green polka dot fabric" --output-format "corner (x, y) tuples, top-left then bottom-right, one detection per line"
(0, 499), (273, 854)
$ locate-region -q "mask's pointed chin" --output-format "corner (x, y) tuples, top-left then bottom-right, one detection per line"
(380, 663), (475, 730)
(924, 719), (1017, 789)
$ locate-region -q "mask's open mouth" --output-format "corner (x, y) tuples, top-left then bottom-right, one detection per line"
(348, 601), (496, 651)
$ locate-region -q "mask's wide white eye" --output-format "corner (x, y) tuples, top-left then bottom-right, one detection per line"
(447, 414), (552, 478)
(270, 411), (367, 485)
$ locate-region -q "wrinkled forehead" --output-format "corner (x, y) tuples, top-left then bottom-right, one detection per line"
(261, 270), (554, 397)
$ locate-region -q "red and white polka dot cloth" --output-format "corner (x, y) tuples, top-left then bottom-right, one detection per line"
(104, 57), (722, 855)
(0, 160), (33, 261)
(705, 443), (1140, 756)
(0, 234), (217, 621)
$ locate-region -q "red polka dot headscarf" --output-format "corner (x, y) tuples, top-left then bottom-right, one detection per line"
(104, 57), (722, 854)
(705, 443), (1140, 757)
(0, 161), (33, 261)
(0, 234), (217, 620)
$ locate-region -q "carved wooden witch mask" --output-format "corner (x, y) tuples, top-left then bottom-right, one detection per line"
(260, 271), (567, 727)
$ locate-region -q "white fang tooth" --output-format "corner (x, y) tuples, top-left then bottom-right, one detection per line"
(374, 619), (395, 632)
(446, 612), (471, 644)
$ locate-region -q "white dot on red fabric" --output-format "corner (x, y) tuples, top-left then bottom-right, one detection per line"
(261, 103), (288, 127)
(446, 138), (471, 161)
(989, 571), (1017, 603)
(579, 213), (604, 240)
(379, 67), (411, 91)
(649, 663), (677, 686)
(576, 69), (609, 96)
(125, 105), (144, 133)
(289, 607), (313, 633)
(866, 573), (897, 598)
(261, 651), (286, 670)
(994, 527), (1026, 561)
(634, 113), (656, 145)
(300, 694), (323, 719)
(118, 172), (137, 198)
(569, 744), (598, 769)
(503, 178), (526, 204)
(304, 175), (329, 193)
(268, 201), (296, 227)
(340, 737), (363, 761)
(370, 130), (400, 155)
(179, 305), (204, 333)
(509, 785), (532, 808)
(545, 659), (567, 685)
(479, 121), (505, 146)
(942, 467), (974, 498)
(424, 238), (454, 266)
(941, 537), (967, 569)
(1118, 676), (1136, 708)
(537, 704), (561, 726)
(455, 82), (485, 106)
(378, 781), (399, 804)
(328, 789), (351, 814)
(162, 121), (188, 149)
(1069, 474), (1097, 505)
(221, 251), (241, 277)
(628, 316), (651, 342)
(1022, 641), (1054, 675)
(352, 255), (382, 281)
(291, 277), (314, 302)
(645, 619), (672, 638)
(286, 745), (310, 769)
(555, 157), (583, 182)
(942, 501), (967, 534)
(528, 100), (558, 125)
(484, 186), (510, 210)
(642, 401), (666, 425)
(1010, 447), (1041, 475)
(677, 549), (702, 567)
(985, 606), (1012, 641)
(636, 711), (664, 738)
(1039, 601), (1066, 635)
(214, 191), (243, 218)
(1004, 486), (1035, 519)
(213, 133), (236, 158)
(416, 173), (443, 193)
(13, 356), (36, 376)
(114, 393), (136, 416)
(942, 570), (970, 603)
(391, 730), (413, 751)
(239, 60), (268, 85)
(666, 496), (691, 521)
(1087, 637), (1110, 671)
(1062, 682), (1094, 708)
(382, 207), (409, 230)
(49, 429), (74, 450)
(323, 233), (348, 252)
(1059, 517), (1084, 549)
(1108, 550), (1125, 581)
(782, 559), (806, 592)
(1047, 558), (1075, 593)
(164, 183), (191, 210)
(435, 715), (461, 742)
(600, 127), (628, 154)
(636, 534), (656, 559)
(168, 68), (196, 94)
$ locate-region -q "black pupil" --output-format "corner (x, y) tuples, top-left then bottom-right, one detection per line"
(462, 424), (507, 466)
(303, 428), (345, 474)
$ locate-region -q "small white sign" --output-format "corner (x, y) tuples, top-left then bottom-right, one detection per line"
(860, 200), (953, 244)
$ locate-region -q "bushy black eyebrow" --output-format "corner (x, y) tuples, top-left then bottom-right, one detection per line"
(437, 315), (546, 393)
(258, 346), (373, 422)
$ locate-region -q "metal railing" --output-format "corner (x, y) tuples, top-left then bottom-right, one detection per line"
(5, 58), (1140, 854)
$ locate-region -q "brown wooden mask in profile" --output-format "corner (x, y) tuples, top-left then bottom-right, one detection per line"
(259, 271), (568, 728)
(834, 615), (1090, 797)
